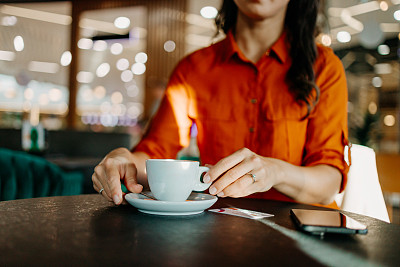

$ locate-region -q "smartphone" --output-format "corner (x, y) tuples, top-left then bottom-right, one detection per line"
(290, 209), (368, 236)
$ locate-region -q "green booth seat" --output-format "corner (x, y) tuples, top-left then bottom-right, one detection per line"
(0, 148), (84, 201)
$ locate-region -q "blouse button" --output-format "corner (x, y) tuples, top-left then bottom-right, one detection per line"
(249, 127), (255, 133)
(250, 98), (257, 104)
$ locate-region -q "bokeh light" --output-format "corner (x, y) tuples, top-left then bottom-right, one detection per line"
(94, 86), (106, 99)
(93, 40), (107, 51)
(116, 58), (129, 71)
(200, 6), (218, 19)
(60, 51), (72, 66)
(131, 63), (146, 75)
(121, 70), (133, 82)
(14, 35), (24, 51)
(78, 38), (93, 49)
(372, 76), (382, 87)
(377, 44), (390, 55)
(111, 91), (123, 104)
(110, 43), (123, 55)
(135, 52), (148, 63)
(164, 40), (176, 52)
(114, 17), (130, 29)
(96, 63), (110, 78)
(337, 31), (351, 43)
(383, 115), (395, 127)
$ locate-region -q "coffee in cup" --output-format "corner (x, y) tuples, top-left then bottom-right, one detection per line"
(146, 159), (211, 202)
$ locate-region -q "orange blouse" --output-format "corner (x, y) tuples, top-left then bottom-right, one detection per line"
(134, 31), (350, 207)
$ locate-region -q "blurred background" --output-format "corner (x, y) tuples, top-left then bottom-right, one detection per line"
(0, 0), (399, 221)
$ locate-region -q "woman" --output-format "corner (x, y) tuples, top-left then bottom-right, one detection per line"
(92, 0), (349, 208)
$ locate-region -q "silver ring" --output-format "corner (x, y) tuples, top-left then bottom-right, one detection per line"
(99, 188), (104, 194)
(249, 173), (256, 183)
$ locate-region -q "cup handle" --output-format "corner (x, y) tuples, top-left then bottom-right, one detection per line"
(193, 166), (211, 192)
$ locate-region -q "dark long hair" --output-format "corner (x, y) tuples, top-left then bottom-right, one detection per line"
(215, 0), (320, 118)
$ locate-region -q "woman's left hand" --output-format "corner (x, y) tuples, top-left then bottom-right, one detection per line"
(202, 148), (283, 198)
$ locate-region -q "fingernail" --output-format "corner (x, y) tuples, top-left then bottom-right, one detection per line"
(134, 184), (143, 192)
(209, 186), (217, 195)
(203, 173), (211, 183)
(217, 191), (224, 197)
(113, 195), (120, 204)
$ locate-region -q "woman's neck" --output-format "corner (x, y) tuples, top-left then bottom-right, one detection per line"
(234, 11), (286, 63)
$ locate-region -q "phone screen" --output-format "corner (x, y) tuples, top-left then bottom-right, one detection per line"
(290, 209), (368, 235)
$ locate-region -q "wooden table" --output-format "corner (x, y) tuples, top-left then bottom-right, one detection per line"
(1, 194), (399, 266)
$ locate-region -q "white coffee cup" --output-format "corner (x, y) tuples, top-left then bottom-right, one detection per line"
(146, 159), (211, 202)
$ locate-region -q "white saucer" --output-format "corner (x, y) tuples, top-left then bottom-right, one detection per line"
(125, 192), (218, 216)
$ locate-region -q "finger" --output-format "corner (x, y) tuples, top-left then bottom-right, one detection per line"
(102, 158), (124, 205)
(92, 174), (112, 201)
(210, 161), (252, 194)
(206, 148), (251, 183)
(92, 172), (103, 192)
(121, 192), (129, 205)
(122, 162), (142, 193)
(93, 165), (113, 200)
(99, 187), (113, 202)
(209, 158), (254, 195)
(220, 173), (257, 198)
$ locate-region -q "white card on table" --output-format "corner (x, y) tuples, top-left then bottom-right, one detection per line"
(209, 207), (274, 220)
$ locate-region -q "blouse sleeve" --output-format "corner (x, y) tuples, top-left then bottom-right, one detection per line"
(302, 47), (350, 192)
(133, 61), (192, 159)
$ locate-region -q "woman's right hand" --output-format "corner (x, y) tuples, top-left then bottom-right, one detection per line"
(92, 148), (143, 205)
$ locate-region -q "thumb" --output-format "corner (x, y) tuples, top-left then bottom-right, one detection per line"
(122, 162), (143, 193)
